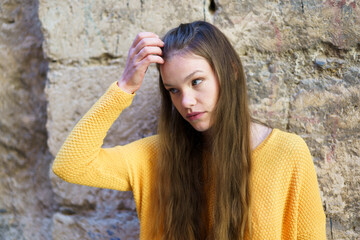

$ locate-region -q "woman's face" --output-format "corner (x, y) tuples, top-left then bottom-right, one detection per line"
(160, 53), (220, 132)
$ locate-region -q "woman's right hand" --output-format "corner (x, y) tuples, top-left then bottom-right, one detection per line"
(118, 32), (165, 94)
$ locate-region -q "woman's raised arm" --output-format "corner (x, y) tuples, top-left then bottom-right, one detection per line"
(52, 33), (163, 191)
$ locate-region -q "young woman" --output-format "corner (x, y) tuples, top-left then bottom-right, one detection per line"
(53, 21), (326, 239)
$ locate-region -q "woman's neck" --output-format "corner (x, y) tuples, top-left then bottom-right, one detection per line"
(250, 122), (272, 150)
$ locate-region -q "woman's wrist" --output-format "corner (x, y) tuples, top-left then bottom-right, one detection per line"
(117, 80), (136, 94)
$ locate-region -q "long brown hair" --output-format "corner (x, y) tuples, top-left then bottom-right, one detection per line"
(151, 21), (252, 239)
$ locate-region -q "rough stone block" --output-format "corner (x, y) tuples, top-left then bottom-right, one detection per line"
(289, 67), (360, 158)
(52, 212), (139, 240)
(289, 66), (360, 236)
(215, 0), (360, 52)
(0, 0), (53, 239)
(39, 0), (206, 61)
(245, 56), (291, 129)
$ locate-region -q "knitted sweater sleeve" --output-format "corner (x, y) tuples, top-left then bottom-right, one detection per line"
(296, 137), (326, 239)
(52, 81), (154, 191)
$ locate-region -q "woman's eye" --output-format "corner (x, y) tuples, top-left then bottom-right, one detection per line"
(192, 79), (202, 86)
(168, 88), (179, 94)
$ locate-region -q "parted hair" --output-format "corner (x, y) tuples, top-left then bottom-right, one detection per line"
(151, 21), (252, 239)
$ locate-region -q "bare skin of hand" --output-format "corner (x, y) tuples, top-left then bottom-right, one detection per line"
(118, 32), (165, 93)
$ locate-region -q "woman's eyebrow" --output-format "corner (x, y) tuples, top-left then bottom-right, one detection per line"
(184, 70), (203, 81)
(163, 70), (203, 87)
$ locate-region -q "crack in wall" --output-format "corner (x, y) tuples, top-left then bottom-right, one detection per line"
(301, 0), (305, 13)
(209, 0), (218, 14)
(204, 0), (219, 22)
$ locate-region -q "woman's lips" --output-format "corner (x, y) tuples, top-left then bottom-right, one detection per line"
(186, 112), (204, 121)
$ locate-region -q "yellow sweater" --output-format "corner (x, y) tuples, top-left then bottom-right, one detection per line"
(53, 81), (326, 239)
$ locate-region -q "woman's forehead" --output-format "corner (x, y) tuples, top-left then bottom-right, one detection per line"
(160, 54), (216, 85)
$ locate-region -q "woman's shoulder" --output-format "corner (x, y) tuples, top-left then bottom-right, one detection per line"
(253, 127), (312, 165)
(272, 129), (309, 152)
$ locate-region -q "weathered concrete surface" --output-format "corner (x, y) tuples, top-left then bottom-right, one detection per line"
(36, 0), (360, 239)
(0, 0), (53, 239)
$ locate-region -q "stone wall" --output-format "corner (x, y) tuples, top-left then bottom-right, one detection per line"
(0, 0), (358, 239)
(0, 0), (53, 239)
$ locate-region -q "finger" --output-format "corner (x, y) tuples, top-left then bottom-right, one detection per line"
(135, 46), (162, 62)
(134, 38), (164, 55)
(137, 55), (164, 73)
(131, 32), (159, 49)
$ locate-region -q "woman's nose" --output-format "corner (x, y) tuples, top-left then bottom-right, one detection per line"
(181, 91), (196, 108)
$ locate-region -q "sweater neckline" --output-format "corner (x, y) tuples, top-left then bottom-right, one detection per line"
(252, 128), (278, 157)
